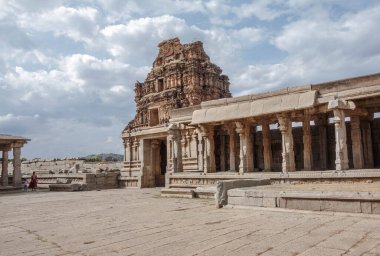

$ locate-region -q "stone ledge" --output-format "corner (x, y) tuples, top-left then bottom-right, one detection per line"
(194, 186), (216, 199)
(228, 188), (380, 214)
(161, 188), (195, 198)
(49, 184), (82, 192)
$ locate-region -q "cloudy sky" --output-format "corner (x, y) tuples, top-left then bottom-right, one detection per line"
(1, 0), (380, 159)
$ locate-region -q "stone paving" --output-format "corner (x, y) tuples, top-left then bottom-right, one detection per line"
(0, 189), (380, 256)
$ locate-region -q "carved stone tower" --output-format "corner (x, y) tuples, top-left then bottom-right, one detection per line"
(125, 37), (231, 131)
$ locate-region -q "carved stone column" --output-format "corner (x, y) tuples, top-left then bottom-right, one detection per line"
(315, 114), (328, 170)
(333, 109), (349, 170)
(13, 144), (22, 187)
(209, 127), (216, 173)
(197, 131), (204, 172)
(302, 115), (313, 171)
(200, 125), (215, 173)
(220, 131), (226, 172)
(168, 124), (183, 172)
(181, 132), (187, 158)
(1, 146), (10, 186)
(236, 122), (247, 174)
(245, 125), (254, 172)
(186, 133), (191, 158)
(190, 132), (197, 159)
(228, 124), (236, 172)
(262, 121), (272, 172)
(350, 115), (364, 169)
(167, 135), (174, 173)
(278, 115), (295, 172)
(328, 99), (355, 170)
(361, 119), (374, 168)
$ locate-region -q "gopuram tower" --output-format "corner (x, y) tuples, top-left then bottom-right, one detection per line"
(121, 38), (231, 188)
(125, 37), (231, 130)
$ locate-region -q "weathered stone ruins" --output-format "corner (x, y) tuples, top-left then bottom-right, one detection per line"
(120, 38), (380, 191)
(0, 134), (29, 188)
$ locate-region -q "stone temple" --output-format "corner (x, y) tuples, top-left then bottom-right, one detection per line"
(120, 37), (380, 191)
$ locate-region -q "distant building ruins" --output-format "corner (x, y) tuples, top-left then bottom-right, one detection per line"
(121, 38), (380, 189)
(0, 134), (30, 188)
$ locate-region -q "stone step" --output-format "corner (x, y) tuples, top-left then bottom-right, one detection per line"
(194, 186), (216, 199)
(228, 187), (380, 214)
(161, 188), (195, 198)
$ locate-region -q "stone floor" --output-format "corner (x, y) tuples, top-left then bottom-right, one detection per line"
(1, 189), (380, 256)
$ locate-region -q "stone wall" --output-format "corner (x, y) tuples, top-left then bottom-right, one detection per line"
(2, 159), (123, 175)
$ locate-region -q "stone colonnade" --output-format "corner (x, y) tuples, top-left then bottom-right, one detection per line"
(1, 140), (27, 187)
(166, 99), (375, 173)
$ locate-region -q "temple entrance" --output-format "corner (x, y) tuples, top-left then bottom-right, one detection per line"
(151, 139), (167, 187)
(157, 140), (167, 186)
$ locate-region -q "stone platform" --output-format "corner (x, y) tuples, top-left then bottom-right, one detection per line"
(1, 188), (380, 256)
(228, 183), (380, 214)
(164, 169), (380, 199)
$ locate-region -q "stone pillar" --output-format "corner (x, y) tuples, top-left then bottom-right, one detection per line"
(315, 115), (328, 170)
(333, 109), (349, 170)
(278, 115), (295, 172)
(220, 132), (226, 172)
(1, 147), (9, 186)
(167, 135), (174, 173)
(209, 128), (216, 173)
(197, 132), (204, 172)
(361, 119), (374, 168)
(236, 122), (247, 174)
(124, 139), (131, 162)
(186, 133), (191, 158)
(262, 121), (272, 172)
(302, 115), (313, 171)
(350, 115), (364, 169)
(181, 133), (186, 158)
(13, 144), (22, 187)
(228, 124), (236, 172)
(328, 99), (355, 170)
(201, 125), (215, 173)
(245, 125), (254, 172)
(190, 132), (197, 159)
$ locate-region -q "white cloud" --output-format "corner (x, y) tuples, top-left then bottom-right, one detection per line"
(1, 0), (379, 159)
(17, 6), (100, 44)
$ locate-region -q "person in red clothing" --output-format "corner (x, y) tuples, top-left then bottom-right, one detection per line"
(29, 172), (38, 191)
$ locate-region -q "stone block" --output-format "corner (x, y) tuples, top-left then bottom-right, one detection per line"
(320, 200), (361, 213)
(49, 183), (81, 192)
(262, 197), (277, 207)
(371, 202), (380, 214)
(283, 198), (321, 211)
(360, 201), (372, 214)
(161, 188), (195, 198)
(216, 179), (270, 208)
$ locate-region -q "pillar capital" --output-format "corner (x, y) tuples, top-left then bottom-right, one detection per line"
(277, 114), (290, 133)
(328, 99), (355, 110)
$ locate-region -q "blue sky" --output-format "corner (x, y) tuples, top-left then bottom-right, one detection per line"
(1, 0), (380, 159)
